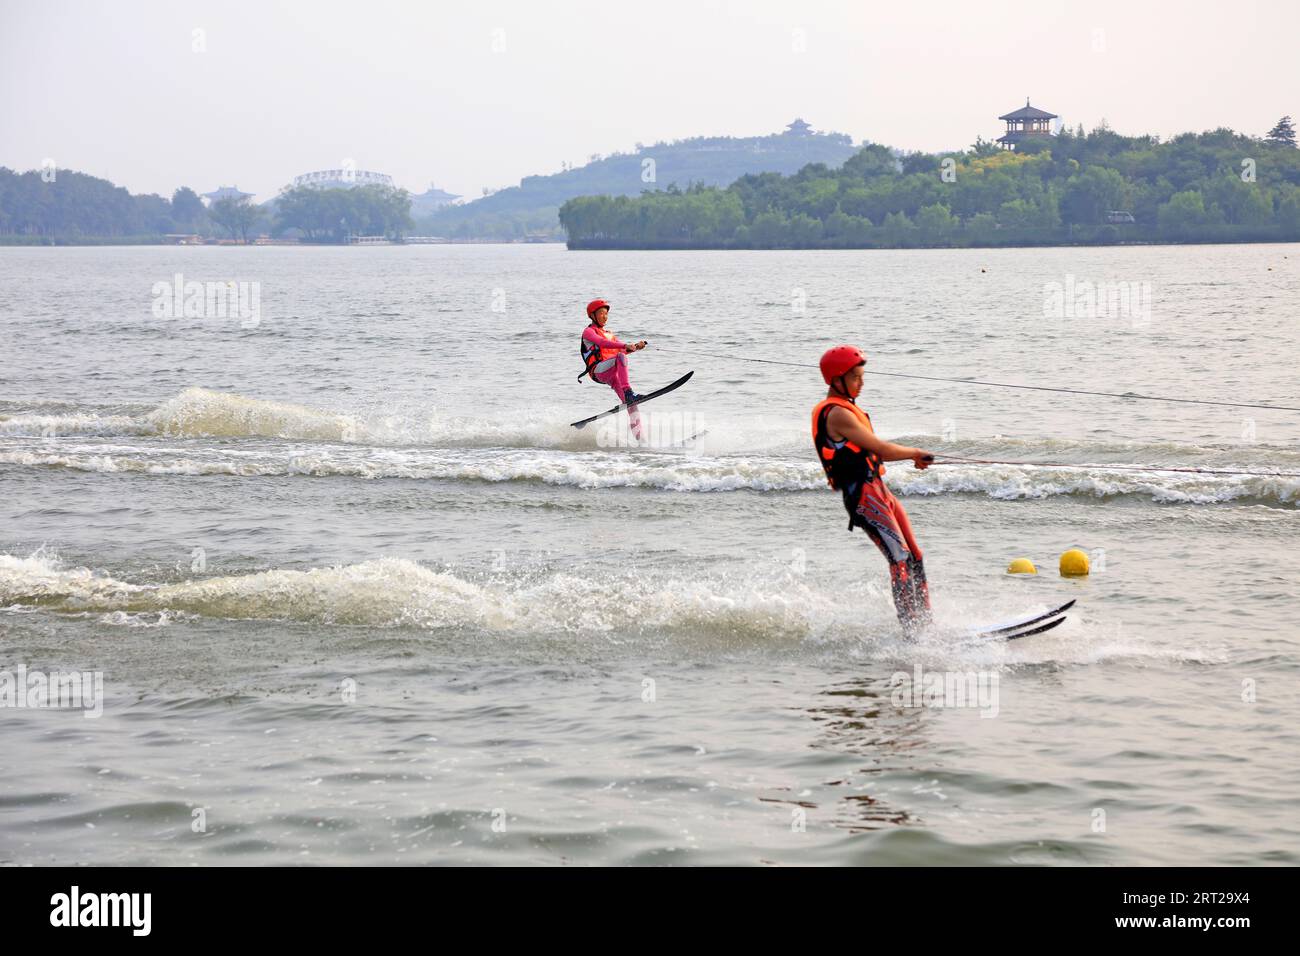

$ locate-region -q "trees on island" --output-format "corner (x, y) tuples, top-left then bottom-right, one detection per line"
(561, 122), (1300, 248)
(271, 185), (413, 242)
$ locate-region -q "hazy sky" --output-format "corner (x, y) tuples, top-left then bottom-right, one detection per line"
(2, 0), (1296, 201)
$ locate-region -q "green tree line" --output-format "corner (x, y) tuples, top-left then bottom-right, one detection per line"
(560, 121), (1300, 249)
(0, 168), (210, 240)
(0, 167), (414, 244)
(272, 184), (413, 242)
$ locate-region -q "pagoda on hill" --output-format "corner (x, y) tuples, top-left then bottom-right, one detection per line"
(996, 99), (1058, 150)
(201, 185), (254, 205)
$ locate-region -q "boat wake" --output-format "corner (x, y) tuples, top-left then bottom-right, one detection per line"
(2, 388), (1297, 504)
(0, 550), (1224, 668)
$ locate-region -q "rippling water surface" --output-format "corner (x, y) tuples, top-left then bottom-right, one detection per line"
(2, 243), (1298, 865)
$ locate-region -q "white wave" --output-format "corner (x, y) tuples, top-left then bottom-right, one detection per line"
(0, 552), (1215, 666)
(0, 412), (145, 438)
(0, 553), (848, 638)
(0, 387), (600, 449)
(5, 442), (1298, 504)
(7, 386), (1292, 468)
(144, 388), (351, 440)
(889, 462), (1300, 505)
(0, 446), (822, 491)
(2, 387), (1294, 503)
(0, 552), (147, 606)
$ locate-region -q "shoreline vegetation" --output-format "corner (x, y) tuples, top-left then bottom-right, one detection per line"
(0, 171), (417, 247)
(4, 231), (1293, 249)
(3, 121), (1298, 250)
(0, 235), (557, 246)
(561, 123), (1300, 250)
(563, 224), (1297, 250)
(0, 122), (856, 247)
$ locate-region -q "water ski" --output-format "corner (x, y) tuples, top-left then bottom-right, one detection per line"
(962, 598), (1076, 642)
(570, 371), (694, 429)
(669, 428), (708, 448)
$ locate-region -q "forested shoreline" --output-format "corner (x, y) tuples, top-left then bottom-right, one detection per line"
(6, 120), (1299, 248)
(560, 123), (1300, 249)
(0, 168), (412, 244)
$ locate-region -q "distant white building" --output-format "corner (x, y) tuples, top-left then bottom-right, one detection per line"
(291, 169), (395, 190)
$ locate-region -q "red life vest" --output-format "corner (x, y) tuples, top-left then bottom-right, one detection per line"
(811, 395), (885, 492)
(579, 322), (620, 381)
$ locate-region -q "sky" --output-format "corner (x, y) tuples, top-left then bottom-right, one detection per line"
(1, 0), (1296, 202)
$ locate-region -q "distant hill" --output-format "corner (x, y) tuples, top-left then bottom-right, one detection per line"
(415, 120), (860, 240)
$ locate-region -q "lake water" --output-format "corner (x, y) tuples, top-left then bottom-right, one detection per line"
(1, 242), (1298, 865)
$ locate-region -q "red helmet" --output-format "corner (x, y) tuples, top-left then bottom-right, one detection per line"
(586, 298), (610, 317)
(820, 345), (866, 384)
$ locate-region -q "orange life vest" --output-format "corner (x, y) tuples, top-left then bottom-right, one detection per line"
(811, 395), (885, 491)
(579, 322), (621, 381)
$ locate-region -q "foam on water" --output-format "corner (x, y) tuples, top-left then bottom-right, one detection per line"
(3, 441), (1298, 503)
(0, 386), (818, 458)
(3, 388), (1296, 503)
(145, 388), (350, 440)
(891, 461), (1300, 505)
(0, 551), (1213, 667)
(0, 387), (682, 450)
(0, 445), (819, 490)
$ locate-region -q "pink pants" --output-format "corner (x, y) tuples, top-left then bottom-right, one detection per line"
(592, 353), (631, 395)
(592, 353), (642, 439)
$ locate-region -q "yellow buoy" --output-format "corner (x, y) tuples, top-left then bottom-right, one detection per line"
(1059, 549), (1090, 577)
(1007, 558), (1037, 575)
